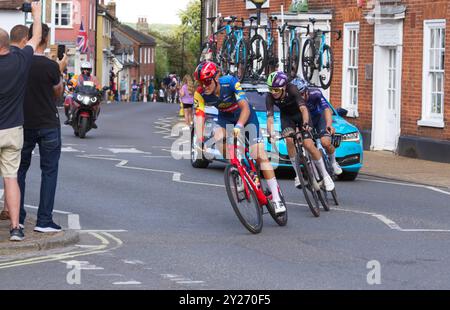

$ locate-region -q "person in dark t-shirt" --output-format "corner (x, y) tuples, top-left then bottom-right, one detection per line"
(18, 22), (68, 234)
(0, 2), (42, 242)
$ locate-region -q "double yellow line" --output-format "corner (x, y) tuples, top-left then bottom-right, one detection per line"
(0, 232), (123, 270)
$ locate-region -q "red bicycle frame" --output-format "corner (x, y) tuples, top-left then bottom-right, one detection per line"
(227, 139), (269, 207)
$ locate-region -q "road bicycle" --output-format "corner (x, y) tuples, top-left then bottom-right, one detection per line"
(279, 23), (309, 79)
(199, 16), (234, 65)
(301, 18), (341, 89)
(220, 17), (249, 82)
(224, 136), (288, 234)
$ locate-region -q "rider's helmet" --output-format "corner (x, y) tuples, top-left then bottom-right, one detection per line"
(292, 78), (309, 94)
(194, 61), (219, 86)
(80, 61), (93, 76)
(267, 71), (288, 88)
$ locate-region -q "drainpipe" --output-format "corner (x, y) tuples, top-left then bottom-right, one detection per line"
(94, 0), (99, 76)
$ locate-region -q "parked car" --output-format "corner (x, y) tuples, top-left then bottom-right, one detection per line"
(190, 83), (363, 181)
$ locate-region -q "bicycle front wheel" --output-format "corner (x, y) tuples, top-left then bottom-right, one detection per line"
(301, 38), (315, 82)
(319, 45), (334, 90)
(235, 40), (249, 82)
(224, 165), (263, 234)
(266, 188), (288, 227)
(297, 153), (321, 217)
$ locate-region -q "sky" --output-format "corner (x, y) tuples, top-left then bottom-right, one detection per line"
(107, 0), (192, 25)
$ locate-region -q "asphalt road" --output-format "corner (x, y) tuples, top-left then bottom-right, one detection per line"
(1, 102), (449, 290)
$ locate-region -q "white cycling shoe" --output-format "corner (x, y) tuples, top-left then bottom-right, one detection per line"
(273, 200), (287, 214)
(332, 162), (343, 175)
(323, 175), (335, 192)
(294, 177), (302, 188)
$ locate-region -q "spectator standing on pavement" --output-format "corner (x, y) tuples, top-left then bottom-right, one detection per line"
(119, 76), (127, 102)
(0, 25), (30, 222)
(18, 22), (68, 233)
(179, 74), (195, 127)
(0, 2), (42, 241)
(131, 80), (138, 102)
(148, 79), (154, 102)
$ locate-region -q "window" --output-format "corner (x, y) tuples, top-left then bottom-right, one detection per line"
(89, 3), (92, 30)
(388, 49), (397, 112)
(341, 22), (360, 117)
(147, 48), (151, 64)
(152, 48), (155, 63)
(205, 0), (218, 37)
(419, 20), (446, 128)
(140, 48), (143, 64)
(55, 1), (72, 27)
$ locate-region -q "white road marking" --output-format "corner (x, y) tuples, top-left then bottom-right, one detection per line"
(113, 281), (142, 285)
(78, 230), (128, 233)
(61, 260), (104, 270)
(122, 259), (145, 265)
(99, 147), (151, 155)
(176, 281), (205, 284)
(24, 204), (73, 215)
(359, 178), (450, 196)
(95, 274), (124, 277)
(61, 147), (84, 153)
(143, 155), (172, 158)
(68, 214), (81, 230)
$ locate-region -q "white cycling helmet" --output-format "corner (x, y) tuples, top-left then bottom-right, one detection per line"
(81, 61), (93, 71)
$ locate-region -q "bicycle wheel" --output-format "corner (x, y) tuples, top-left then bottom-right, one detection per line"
(296, 153), (320, 217)
(200, 42), (217, 62)
(331, 189), (339, 206)
(301, 38), (315, 82)
(318, 189), (331, 212)
(235, 40), (248, 82)
(249, 34), (268, 77)
(266, 187), (288, 227)
(319, 45), (334, 90)
(288, 38), (300, 78)
(220, 36), (235, 74)
(224, 165), (263, 234)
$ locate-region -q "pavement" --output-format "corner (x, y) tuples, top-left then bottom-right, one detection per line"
(361, 151), (450, 189)
(1, 102), (450, 289)
(0, 211), (79, 256)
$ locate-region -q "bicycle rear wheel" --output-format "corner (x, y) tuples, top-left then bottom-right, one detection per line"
(224, 165), (263, 234)
(235, 40), (249, 82)
(296, 153), (320, 217)
(301, 38), (315, 82)
(249, 34), (268, 77)
(288, 38), (300, 78)
(319, 45), (334, 90)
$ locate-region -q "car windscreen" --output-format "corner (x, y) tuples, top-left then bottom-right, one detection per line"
(245, 90), (279, 112)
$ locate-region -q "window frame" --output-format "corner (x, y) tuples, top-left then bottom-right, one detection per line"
(341, 22), (360, 118)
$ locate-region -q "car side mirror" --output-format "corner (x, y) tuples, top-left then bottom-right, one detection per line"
(337, 108), (348, 117)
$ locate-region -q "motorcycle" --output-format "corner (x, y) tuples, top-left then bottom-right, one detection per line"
(70, 81), (108, 138)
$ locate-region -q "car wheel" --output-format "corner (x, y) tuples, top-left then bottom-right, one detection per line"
(338, 172), (359, 181)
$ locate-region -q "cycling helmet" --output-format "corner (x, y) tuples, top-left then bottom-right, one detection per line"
(292, 78), (309, 93)
(267, 71), (288, 88)
(194, 61), (219, 84)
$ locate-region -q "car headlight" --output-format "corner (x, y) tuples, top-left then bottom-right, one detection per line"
(90, 97), (98, 103)
(77, 95), (83, 102)
(82, 97), (91, 105)
(342, 132), (360, 143)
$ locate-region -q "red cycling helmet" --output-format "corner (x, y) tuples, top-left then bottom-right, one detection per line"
(194, 61), (219, 86)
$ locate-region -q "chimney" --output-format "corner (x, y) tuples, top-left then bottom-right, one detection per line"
(137, 16), (149, 33)
(106, 0), (116, 18)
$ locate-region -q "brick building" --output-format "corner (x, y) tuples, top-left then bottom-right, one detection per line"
(202, 0), (450, 163)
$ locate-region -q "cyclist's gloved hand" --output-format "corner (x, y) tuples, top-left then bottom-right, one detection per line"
(302, 122), (311, 132)
(233, 124), (244, 138)
(327, 126), (336, 136)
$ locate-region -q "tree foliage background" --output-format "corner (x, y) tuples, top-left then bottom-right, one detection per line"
(148, 0), (200, 84)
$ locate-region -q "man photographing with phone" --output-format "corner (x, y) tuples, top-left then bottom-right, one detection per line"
(0, 1), (42, 241)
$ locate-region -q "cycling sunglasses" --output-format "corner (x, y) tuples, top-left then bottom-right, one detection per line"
(269, 87), (284, 94)
(200, 78), (215, 87)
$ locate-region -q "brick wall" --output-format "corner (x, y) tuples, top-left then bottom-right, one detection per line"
(216, 0), (450, 142)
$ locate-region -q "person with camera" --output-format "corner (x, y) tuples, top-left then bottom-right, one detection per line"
(18, 21), (68, 233)
(0, 1), (42, 241)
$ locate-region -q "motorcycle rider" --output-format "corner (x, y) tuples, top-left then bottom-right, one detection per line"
(65, 61), (101, 128)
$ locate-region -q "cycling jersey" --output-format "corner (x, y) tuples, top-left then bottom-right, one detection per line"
(306, 88), (329, 118)
(194, 75), (248, 116)
(194, 75), (262, 145)
(266, 83), (306, 117)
